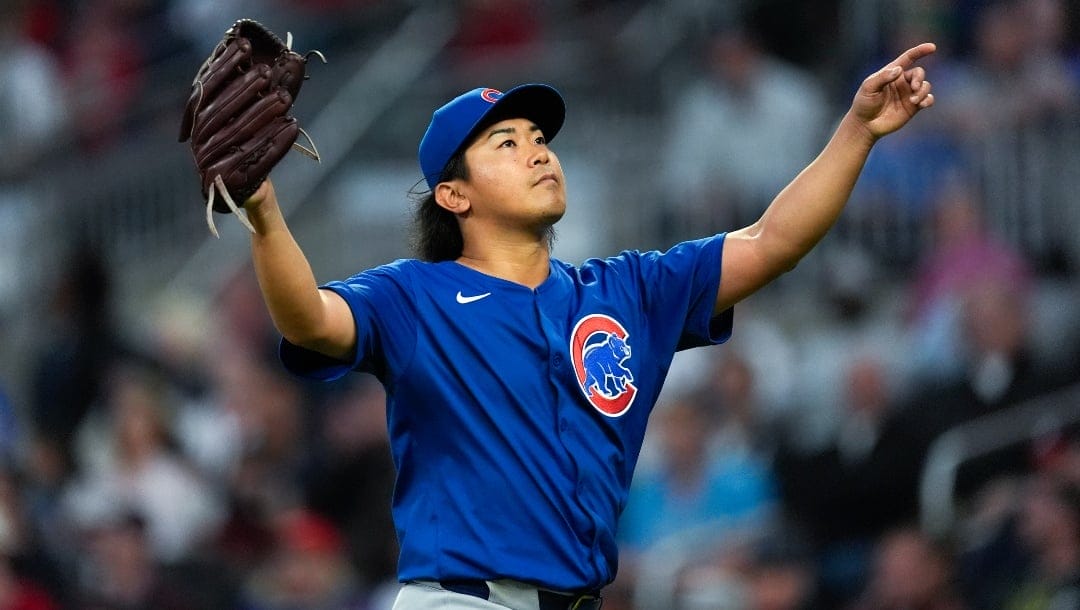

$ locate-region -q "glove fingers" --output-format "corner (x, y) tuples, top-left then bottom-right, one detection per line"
(191, 64), (272, 145)
(203, 117), (299, 211)
(272, 53), (307, 101)
(236, 19), (286, 61)
(234, 20), (309, 107)
(196, 37), (255, 104)
(193, 88), (293, 167)
(179, 37), (253, 142)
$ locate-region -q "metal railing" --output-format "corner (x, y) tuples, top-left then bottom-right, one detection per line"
(919, 382), (1080, 537)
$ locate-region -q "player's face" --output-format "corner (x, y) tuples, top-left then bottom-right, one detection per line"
(460, 117), (566, 231)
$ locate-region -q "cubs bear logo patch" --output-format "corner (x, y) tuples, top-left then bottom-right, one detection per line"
(570, 314), (637, 417)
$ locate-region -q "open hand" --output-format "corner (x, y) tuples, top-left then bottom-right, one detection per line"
(851, 42), (936, 139)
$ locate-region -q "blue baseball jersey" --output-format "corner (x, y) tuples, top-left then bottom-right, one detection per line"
(280, 233), (733, 591)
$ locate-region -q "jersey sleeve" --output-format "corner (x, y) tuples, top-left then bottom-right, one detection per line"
(278, 260), (417, 382)
(637, 232), (732, 350)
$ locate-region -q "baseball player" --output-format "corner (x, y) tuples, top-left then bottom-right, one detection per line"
(237, 43), (936, 610)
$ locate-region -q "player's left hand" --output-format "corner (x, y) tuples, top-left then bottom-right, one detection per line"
(850, 42), (936, 139)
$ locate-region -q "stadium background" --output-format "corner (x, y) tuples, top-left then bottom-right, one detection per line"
(0, 0), (1079, 608)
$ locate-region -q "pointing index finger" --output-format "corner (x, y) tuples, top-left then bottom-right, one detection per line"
(890, 42), (937, 70)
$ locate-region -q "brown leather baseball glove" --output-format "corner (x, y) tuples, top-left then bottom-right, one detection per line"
(179, 19), (325, 237)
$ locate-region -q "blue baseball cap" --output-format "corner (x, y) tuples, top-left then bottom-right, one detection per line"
(418, 83), (565, 190)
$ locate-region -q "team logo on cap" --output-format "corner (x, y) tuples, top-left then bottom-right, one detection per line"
(481, 88), (502, 103)
(570, 314), (637, 417)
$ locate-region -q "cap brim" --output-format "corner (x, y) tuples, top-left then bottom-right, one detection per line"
(469, 83), (566, 146)
(419, 83), (567, 190)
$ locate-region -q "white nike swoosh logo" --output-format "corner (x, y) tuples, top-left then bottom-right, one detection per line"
(456, 291), (491, 304)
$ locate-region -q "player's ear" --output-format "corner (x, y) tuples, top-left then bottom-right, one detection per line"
(434, 181), (471, 215)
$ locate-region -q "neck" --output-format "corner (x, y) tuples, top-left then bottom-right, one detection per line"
(457, 238), (552, 289)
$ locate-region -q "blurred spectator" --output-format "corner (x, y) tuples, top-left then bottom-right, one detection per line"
(666, 551), (751, 610)
(620, 379), (780, 609)
(658, 528), (818, 610)
(0, 3), (1077, 609)
(945, 0), (1080, 274)
(1001, 473), (1080, 609)
(620, 384), (779, 608)
(944, 0), (1078, 136)
(71, 512), (197, 610)
(1039, 430), (1080, 491)
(185, 265), (307, 482)
(210, 357), (310, 575)
(230, 360), (308, 509)
(905, 271), (1073, 507)
(17, 437), (72, 599)
(775, 354), (930, 606)
(19, 0), (67, 52)
(844, 132), (969, 268)
(844, 20), (971, 261)
(741, 0), (841, 71)
(846, 526), (968, 610)
(30, 242), (127, 479)
(957, 472), (1080, 610)
(0, 0), (69, 179)
(696, 314), (798, 435)
(619, 392), (778, 556)
(743, 533), (819, 610)
(216, 266), (282, 365)
(303, 376), (398, 592)
(704, 351), (777, 458)
(0, 387), (20, 464)
(149, 293), (240, 479)
(239, 508), (371, 610)
(953, 476), (1029, 610)
(0, 192), (43, 317)
(0, 554), (58, 610)
(904, 177), (1034, 384)
(61, 0), (146, 151)
(189, 271), (313, 580)
(0, 469), (36, 567)
(449, 0), (543, 74)
(61, 362), (225, 564)
(171, 267), (288, 487)
(212, 449), (278, 579)
(0, 467), (64, 608)
(659, 22), (828, 237)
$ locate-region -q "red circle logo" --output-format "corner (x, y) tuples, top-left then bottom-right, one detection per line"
(570, 314), (637, 417)
(481, 88), (503, 103)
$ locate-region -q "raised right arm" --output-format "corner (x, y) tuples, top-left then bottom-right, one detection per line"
(244, 179), (357, 361)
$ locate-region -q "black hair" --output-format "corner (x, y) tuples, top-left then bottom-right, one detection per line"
(410, 151), (468, 262)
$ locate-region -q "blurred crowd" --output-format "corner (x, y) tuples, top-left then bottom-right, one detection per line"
(4, 246), (401, 609)
(0, 0), (415, 179)
(2, 0), (1080, 609)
